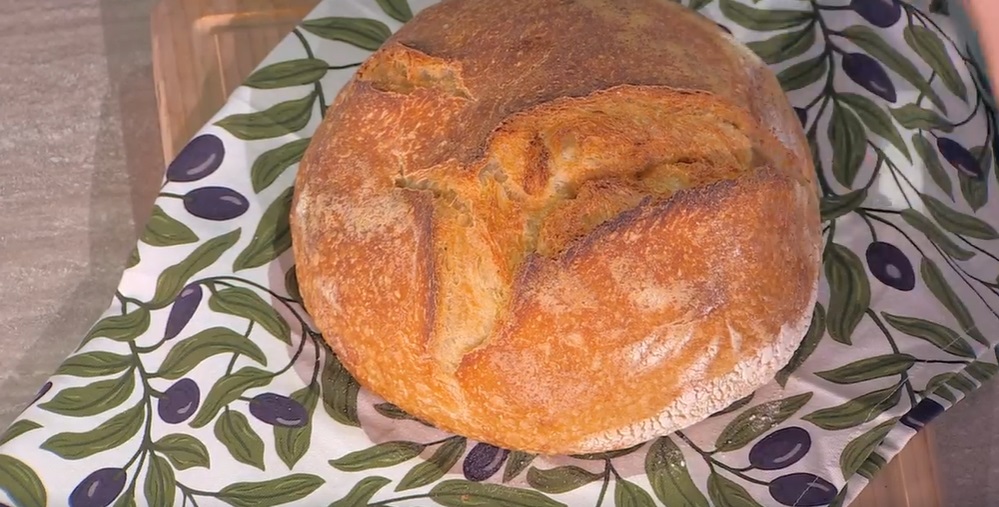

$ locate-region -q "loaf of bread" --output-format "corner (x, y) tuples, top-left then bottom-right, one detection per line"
(290, 0), (821, 454)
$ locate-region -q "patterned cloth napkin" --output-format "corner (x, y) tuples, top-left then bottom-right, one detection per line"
(1, 1), (994, 506)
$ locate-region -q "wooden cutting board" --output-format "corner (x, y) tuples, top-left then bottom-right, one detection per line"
(149, 1), (943, 505)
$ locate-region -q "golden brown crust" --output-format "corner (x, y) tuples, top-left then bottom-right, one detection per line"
(291, 0), (820, 454)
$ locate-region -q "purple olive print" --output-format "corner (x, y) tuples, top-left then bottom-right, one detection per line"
(749, 426), (811, 470)
(937, 137), (984, 179)
(716, 23), (731, 35)
(850, 0), (901, 28)
(31, 381), (53, 405)
(183, 186), (249, 221)
(769, 473), (838, 507)
(462, 443), (510, 482)
(69, 468), (127, 507)
(901, 398), (945, 430)
(794, 107), (807, 127)
(158, 378), (200, 424)
(248, 393), (308, 427)
(164, 283), (202, 340)
(166, 134), (225, 182)
(865, 242), (915, 291)
(842, 52), (897, 103)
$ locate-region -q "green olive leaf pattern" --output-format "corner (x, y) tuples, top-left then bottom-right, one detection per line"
(251, 138), (311, 193)
(38, 372), (135, 417)
(284, 265), (302, 303)
(857, 451), (887, 480)
(857, 452), (887, 480)
(824, 243), (870, 345)
(215, 410), (266, 471)
(274, 384), (319, 469)
(149, 229), (242, 308)
(232, 187), (294, 272)
(921, 257), (987, 344)
(126, 247), (140, 269)
(839, 418), (898, 479)
(154, 327), (267, 379)
(375, 0), (413, 22)
(526, 465), (602, 494)
(707, 473), (764, 507)
(329, 441), (426, 472)
(570, 443), (644, 461)
(244, 58), (329, 89)
(428, 479), (567, 507)
(396, 437), (467, 491)
(301, 17), (391, 50)
(745, 24), (815, 65)
(710, 392), (755, 418)
(828, 102), (867, 187)
(0, 455), (46, 507)
(962, 145), (992, 211)
(714, 393), (812, 452)
(80, 308), (150, 348)
(829, 485), (850, 507)
(947, 373), (978, 394)
(815, 354), (916, 385)
(4, 2), (999, 506)
(215, 93), (317, 141)
(889, 104), (954, 132)
(901, 209), (975, 260)
(153, 434), (211, 470)
(190, 367), (273, 428)
(330, 476), (392, 507)
(645, 437), (708, 507)
(718, 0), (811, 31)
(503, 451), (537, 483)
(820, 189), (868, 222)
(215, 474), (325, 507)
(921, 193), (999, 239)
(903, 25), (967, 101)
(881, 312), (977, 358)
(840, 25), (947, 113)
(966, 361), (999, 383)
(40, 402), (145, 460)
(144, 454), (177, 507)
(141, 205), (200, 247)
(373, 402), (430, 425)
(838, 92), (910, 161)
(775, 303), (826, 387)
(926, 372), (960, 403)
(777, 54), (827, 92)
(55, 351), (134, 378)
(912, 133), (954, 199)
(0, 421), (41, 447)
(321, 352), (361, 427)
(113, 484), (138, 507)
(803, 385), (903, 431)
(208, 287), (291, 344)
(615, 476), (656, 507)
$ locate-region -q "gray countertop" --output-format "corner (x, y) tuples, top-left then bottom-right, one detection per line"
(0, 1), (994, 504)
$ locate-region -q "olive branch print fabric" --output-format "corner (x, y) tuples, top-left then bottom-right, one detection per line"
(0, 0), (994, 506)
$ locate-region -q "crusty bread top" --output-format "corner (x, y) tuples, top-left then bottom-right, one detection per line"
(291, 0), (821, 454)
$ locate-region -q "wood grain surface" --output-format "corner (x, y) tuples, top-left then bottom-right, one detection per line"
(148, 0), (941, 504)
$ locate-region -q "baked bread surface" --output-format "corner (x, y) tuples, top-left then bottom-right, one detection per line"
(291, 0), (821, 454)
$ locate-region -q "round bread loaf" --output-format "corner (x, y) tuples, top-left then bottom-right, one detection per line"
(291, 0), (821, 454)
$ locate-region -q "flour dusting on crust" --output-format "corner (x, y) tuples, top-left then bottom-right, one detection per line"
(574, 275), (819, 453)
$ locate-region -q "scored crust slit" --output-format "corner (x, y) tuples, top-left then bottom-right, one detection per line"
(290, 0), (822, 454)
